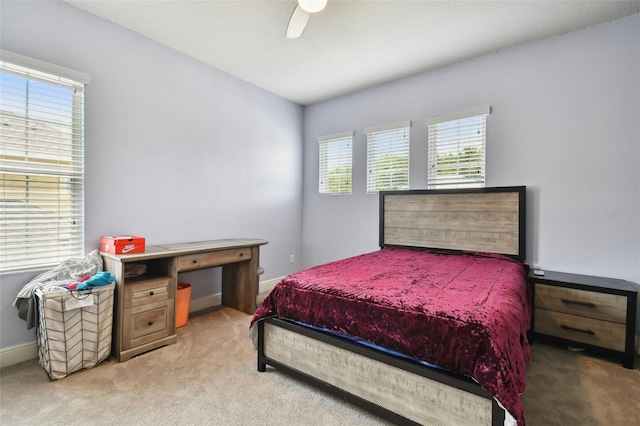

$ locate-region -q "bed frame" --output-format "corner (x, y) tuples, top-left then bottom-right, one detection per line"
(257, 186), (526, 426)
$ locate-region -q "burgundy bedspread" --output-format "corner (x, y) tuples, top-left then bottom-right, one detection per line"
(251, 248), (531, 425)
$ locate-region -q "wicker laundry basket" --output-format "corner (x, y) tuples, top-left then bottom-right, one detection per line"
(35, 283), (115, 381)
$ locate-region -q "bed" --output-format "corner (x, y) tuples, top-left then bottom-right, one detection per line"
(250, 186), (530, 426)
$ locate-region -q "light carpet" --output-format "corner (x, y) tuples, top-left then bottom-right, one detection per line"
(0, 306), (638, 425)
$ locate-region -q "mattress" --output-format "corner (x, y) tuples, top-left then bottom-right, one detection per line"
(251, 247), (531, 424)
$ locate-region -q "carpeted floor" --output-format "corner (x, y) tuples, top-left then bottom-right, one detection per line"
(0, 306), (638, 425)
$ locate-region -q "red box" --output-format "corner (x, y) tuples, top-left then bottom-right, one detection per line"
(100, 235), (145, 255)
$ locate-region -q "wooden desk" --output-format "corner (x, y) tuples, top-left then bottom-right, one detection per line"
(101, 238), (268, 362)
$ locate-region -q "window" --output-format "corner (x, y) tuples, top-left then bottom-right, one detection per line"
(318, 131), (353, 194)
(365, 121), (410, 193)
(426, 106), (490, 189)
(1, 51), (89, 272)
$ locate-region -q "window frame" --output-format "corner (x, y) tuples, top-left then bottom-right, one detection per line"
(365, 121), (411, 194)
(318, 131), (354, 195)
(1, 50), (89, 273)
(426, 106), (490, 190)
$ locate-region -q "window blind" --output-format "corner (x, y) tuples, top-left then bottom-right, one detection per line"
(426, 107), (489, 189)
(318, 131), (353, 194)
(365, 121), (410, 193)
(1, 53), (87, 272)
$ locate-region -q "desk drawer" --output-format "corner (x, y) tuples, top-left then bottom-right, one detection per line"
(178, 248), (251, 271)
(124, 300), (172, 350)
(535, 283), (626, 323)
(535, 308), (626, 352)
(124, 277), (173, 309)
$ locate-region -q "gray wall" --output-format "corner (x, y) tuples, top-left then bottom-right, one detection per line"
(302, 16), (639, 291)
(0, 1), (303, 348)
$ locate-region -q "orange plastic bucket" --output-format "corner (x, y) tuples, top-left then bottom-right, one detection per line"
(176, 283), (192, 328)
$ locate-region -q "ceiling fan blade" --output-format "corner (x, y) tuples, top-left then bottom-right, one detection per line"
(286, 5), (310, 39)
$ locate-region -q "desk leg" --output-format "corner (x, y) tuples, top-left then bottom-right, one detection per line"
(222, 246), (259, 314)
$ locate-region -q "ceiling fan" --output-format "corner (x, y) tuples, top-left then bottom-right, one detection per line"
(286, 0), (328, 39)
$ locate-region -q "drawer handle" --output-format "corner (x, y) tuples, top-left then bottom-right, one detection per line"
(561, 324), (595, 335)
(239, 253), (243, 257)
(561, 298), (596, 308)
(192, 259), (197, 264)
(148, 321), (154, 326)
(149, 291), (154, 296)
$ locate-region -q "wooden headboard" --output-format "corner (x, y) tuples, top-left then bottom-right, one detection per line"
(379, 186), (526, 261)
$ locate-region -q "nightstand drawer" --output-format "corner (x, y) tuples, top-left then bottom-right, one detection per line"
(534, 283), (627, 323)
(124, 277), (172, 309)
(178, 248), (251, 271)
(535, 308), (626, 352)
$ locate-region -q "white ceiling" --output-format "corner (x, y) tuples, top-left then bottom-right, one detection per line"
(64, 0), (640, 105)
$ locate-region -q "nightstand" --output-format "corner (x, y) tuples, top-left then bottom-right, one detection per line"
(529, 270), (637, 369)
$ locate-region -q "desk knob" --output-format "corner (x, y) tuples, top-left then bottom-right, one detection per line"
(239, 253), (244, 257)
(149, 291), (154, 296)
(148, 321), (153, 326)
(192, 260), (197, 264)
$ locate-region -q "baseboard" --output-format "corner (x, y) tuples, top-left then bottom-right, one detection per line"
(259, 276), (282, 295)
(0, 341), (38, 369)
(0, 277), (286, 368)
(189, 293), (222, 313)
